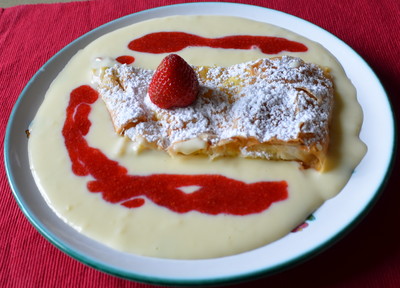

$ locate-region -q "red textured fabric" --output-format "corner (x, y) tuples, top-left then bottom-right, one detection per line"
(1, 0), (399, 287)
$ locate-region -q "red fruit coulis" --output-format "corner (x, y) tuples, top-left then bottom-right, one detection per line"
(115, 55), (135, 64)
(128, 32), (308, 54)
(62, 85), (288, 215)
(60, 31), (309, 215)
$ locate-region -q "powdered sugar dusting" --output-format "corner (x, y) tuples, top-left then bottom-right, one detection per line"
(92, 56), (333, 166)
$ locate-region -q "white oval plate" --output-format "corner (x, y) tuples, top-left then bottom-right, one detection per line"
(4, 2), (395, 286)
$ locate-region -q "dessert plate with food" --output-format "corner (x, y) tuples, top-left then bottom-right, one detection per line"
(4, 2), (395, 286)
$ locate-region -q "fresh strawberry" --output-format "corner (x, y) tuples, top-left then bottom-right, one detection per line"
(148, 54), (199, 109)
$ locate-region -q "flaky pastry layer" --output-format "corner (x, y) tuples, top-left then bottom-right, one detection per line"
(92, 56), (334, 170)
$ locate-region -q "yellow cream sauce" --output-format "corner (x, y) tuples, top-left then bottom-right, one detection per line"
(28, 16), (366, 259)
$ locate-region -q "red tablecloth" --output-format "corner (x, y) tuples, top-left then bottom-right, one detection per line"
(1, 0), (399, 287)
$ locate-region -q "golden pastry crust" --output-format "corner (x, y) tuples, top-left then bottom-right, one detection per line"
(93, 56), (334, 170)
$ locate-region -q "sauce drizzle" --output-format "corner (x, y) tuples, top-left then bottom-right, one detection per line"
(116, 55), (135, 64)
(62, 85), (288, 215)
(128, 32), (308, 54)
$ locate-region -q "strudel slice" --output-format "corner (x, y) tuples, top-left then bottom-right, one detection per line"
(92, 56), (334, 170)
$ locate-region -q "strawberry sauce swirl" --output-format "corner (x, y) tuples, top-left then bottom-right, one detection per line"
(62, 85), (288, 215)
(128, 32), (308, 54)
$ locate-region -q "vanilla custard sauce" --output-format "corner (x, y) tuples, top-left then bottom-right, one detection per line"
(28, 16), (366, 259)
